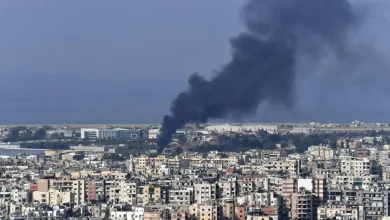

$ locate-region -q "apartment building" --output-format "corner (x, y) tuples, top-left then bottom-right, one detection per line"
(136, 155), (150, 170)
(261, 150), (282, 160)
(37, 178), (87, 204)
(220, 198), (235, 219)
(331, 175), (377, 189)
(308, 145), (334, 159)
(194, 183), (217, 204)
(142, 185), (168, 205)
(50, 178), (86, 204)
(262, 159), (301, 176)
(169, 188), (194, 205)
(289, 190), (314, 220)
(171, 211), (188, 220)
(189, 202), (222, 220)
(218, 180), (237, 198)
(87, 180), (105, 202)
(253, 191), (279, 207)
(283, 178), (298, 195)
(317, 205), (359, 219)
(356, 189), (390, 219)
(313, 178), (327, 205)
(10, 189), (32, 204)
(32, 189), (73, 205)
(340, 158), (370, 177)
(150, 155), (166, 167)
(119, 181), (138, 205)
(110, 207), (144, 220)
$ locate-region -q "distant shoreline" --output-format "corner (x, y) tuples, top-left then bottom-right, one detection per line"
(0, 147), (47, 150)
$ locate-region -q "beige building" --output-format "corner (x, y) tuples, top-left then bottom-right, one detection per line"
(189, 203), (221, 220)
(136, 155), (150, 173)
(38, 179), (50, 192)
(32, 189), (73, 205)
(262, 159), (301, 176)
(37, 177), (86, 204)
(220, 198), (235, 219)
(194, 183), (217, 204)
(317, 206), (358, 219)
(150, 155), (166, 167)
(143, 185), (168, 205)
(283, 178), (298, 195)
(50, 178), (86, 204)
(308, 145), (334, 159)
(227, 156), (238, 166)
(32, 191), (50, 204)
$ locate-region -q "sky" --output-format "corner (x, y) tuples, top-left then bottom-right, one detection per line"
(0, 1), (243, 124)
(1, 0), (390, 124)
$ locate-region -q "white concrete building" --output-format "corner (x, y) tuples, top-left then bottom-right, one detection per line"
(80, 128), (99, 139)
(340, 158), (370, 177)
(205, 124), (278, 134)
(148, 129), (160, 139)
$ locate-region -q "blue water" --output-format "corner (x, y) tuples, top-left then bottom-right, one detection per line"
(0, 149), (45, 156)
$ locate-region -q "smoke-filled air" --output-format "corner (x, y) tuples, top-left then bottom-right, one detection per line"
(157, 0), (359, 152)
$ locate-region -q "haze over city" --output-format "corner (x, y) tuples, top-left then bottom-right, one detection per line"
(2, 0), (390, 124)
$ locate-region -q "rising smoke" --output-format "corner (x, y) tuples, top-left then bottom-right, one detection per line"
(157, 0), (359, 151)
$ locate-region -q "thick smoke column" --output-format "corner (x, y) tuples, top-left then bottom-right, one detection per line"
(157, 0), (357, 151)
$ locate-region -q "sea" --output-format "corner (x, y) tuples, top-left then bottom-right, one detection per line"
(0, 148), (46, 157)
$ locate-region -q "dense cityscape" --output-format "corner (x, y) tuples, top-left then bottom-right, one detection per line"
(0, 122), (389, 219)
(3, 0), (390, 219)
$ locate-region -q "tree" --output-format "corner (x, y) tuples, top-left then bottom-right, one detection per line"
(33, 128), (47, 140)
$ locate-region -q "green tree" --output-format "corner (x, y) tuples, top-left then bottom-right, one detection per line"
(33, 128), (47, 140)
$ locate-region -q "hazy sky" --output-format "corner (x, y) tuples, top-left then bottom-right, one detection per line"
(0, 1), (243, 124)
(2, 0), (390, 124)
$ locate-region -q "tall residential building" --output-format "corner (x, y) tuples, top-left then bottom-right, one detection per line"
(308, 145), (334, 159)
(169, 188), (194, 205)
(87, 180), (105, 202)
(356, 190), (390, 219)
(194, 183), (217, 204)
(340, 158), (370, 177)
(220, 198), (235, 220)
(283, 178), (298, 195)
(48, 178), (87, 204)
(218, 180), (237, 198)
(143, 185), (168, 205)
(289, 190), (314, 220)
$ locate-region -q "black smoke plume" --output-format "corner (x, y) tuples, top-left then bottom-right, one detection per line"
(157, 0), (358, 152)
